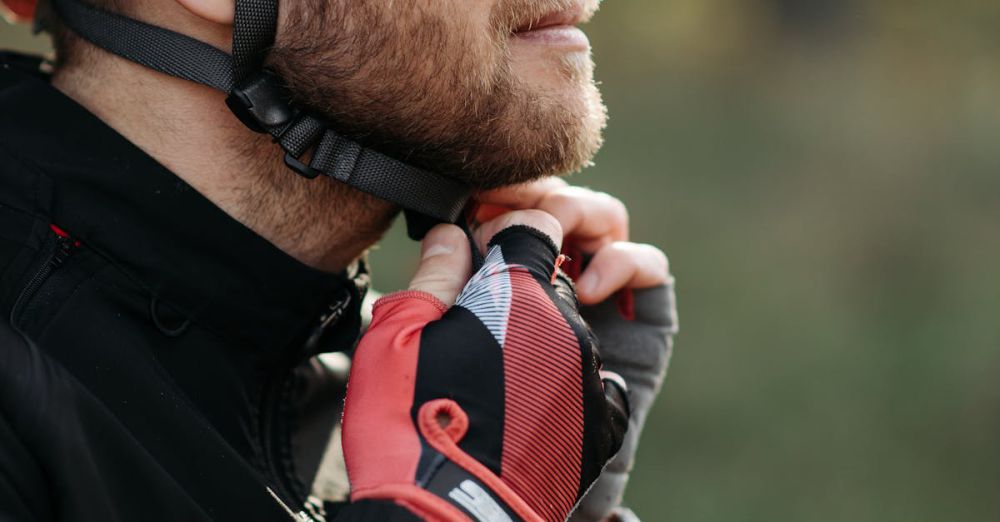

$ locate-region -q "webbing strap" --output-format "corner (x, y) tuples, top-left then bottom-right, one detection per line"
(300, 117), (471, 221)
(52, 0), (235, 92)
(50, 0), (472, 237)
(232, 0), (277, 86)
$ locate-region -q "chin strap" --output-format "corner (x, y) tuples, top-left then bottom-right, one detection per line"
(51, 0), (472, 240)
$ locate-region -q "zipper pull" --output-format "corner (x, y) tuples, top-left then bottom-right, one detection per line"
(49, 239), (73, 268)
(301, 287), (353, 355)
(318, 291), (352, 332)
(48, 224), (80, 268)
(10, 224), (81, 329)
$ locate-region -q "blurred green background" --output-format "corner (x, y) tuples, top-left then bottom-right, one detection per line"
(4, 1), (999, 520)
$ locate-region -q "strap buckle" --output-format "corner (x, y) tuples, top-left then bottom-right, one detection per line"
(225, 71), (296, 133)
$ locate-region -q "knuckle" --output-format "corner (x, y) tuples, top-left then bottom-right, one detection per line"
(610, 242), (669, 274)
(599, 192), (630, 224)
(608, 241), (634, 255)
(539, 189), (575, 212)
(539, 176), (570, 190)
(559, 185), (592, 198)
(641, 244), (670, 273)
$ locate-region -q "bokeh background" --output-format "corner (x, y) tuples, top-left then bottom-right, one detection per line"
(4, 1), (999, 520)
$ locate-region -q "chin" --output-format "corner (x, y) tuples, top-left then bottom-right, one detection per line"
(554, 92), (606, 176)
(482, 91), (605, 188)
(532, 79), (605, 169)
(489, 90), (603, 186)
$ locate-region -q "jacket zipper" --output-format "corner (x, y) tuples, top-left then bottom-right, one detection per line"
(10, 226), (77, 327)
(259, 289), (354, 521)
(259, 374), (303, 516)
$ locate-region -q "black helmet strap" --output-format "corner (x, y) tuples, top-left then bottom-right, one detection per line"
(51, 0), (472, 240)
(231, 0), (276, 86)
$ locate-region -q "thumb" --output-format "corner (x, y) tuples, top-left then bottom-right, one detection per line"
(408, 224), (473, 307)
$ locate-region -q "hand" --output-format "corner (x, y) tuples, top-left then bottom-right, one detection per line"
(341, 212), (630, 522)
(476, 178), (670, 304)
(479, 179), (678, 522)
(568, 281), (678, 522)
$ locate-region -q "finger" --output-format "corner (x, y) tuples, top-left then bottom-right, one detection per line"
(473, 209), (564, 255)
(474, 178), (566, 224)
(407, 224), (473, 307)
(478, 181), (629, 248)
(473, 203), (511, 224)
(576, 242), (670, 305)
(536, 187), (629, 248)
(475, 177), (569, 208)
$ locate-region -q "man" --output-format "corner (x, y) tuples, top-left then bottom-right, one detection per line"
(0, 0), (677, 520)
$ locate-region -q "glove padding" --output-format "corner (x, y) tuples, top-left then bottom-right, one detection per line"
(343, 225), (629, 522)
(570, 282), (678, 522)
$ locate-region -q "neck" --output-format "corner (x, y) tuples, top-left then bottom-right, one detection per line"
(52, 53), (397, 273)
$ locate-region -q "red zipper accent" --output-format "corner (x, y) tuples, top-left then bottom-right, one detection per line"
(49, 224), (82, 247)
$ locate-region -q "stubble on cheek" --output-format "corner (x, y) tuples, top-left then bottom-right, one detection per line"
(274, 1), (510, 143)
(269, 0), (606, 189)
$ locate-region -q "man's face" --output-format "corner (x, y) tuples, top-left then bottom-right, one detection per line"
(271, 0), (605, 189)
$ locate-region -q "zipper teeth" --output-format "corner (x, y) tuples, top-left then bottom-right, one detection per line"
(9, 234), (74, 323)
(270, 290), (354, 502)
(260, 373), (300, 512)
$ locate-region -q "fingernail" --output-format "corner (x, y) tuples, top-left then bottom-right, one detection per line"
(422, 228), (460, 259)
(579, 273), (599, 296)
(423, 242), (456, 260)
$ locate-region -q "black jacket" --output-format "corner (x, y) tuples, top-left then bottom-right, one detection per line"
(0, 52), (416, 521)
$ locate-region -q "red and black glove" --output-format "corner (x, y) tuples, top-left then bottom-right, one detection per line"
(339, 225), (629, 522)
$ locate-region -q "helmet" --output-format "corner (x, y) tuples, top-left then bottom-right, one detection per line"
(1, 0), (472, 240)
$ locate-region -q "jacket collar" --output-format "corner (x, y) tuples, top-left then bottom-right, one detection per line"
(0, 56), (364, 357)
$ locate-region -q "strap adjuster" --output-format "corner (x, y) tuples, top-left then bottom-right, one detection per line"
(225, 71), (296, 133)
(283, 152), (323, 180)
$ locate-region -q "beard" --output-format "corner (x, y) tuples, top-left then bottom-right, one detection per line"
(268, 0), (606, 190)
